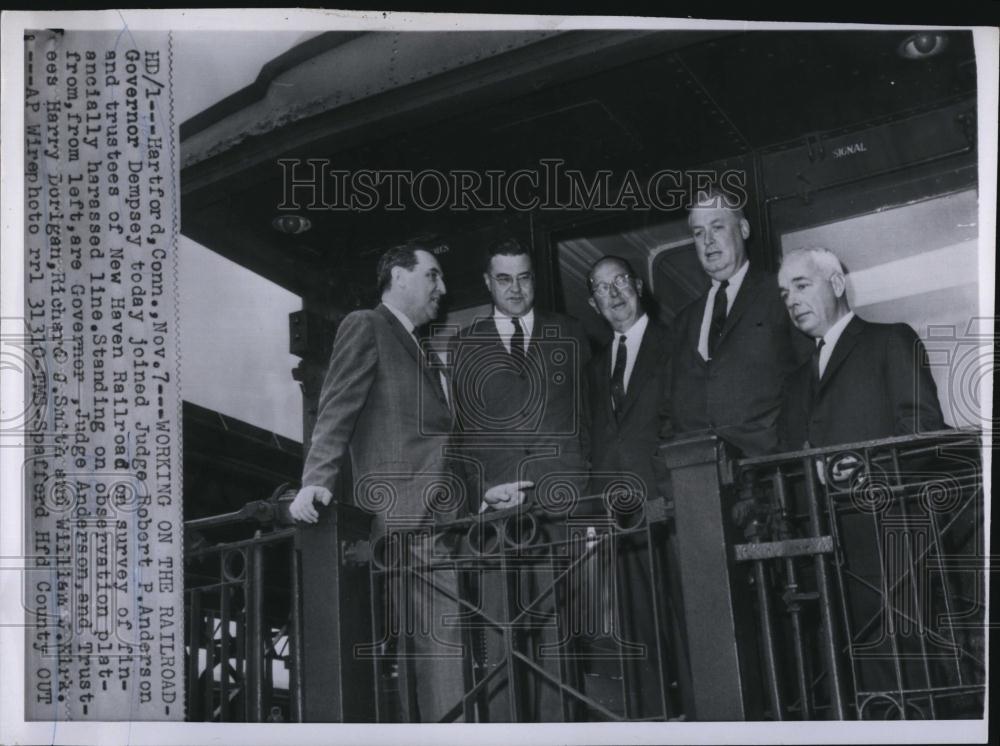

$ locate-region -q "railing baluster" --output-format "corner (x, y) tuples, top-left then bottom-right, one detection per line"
(187, 589), (202, 721)
(289, 542), (305, 722)
(220, 578), (230, 721)
(890, 446), (936, 718)
(246, 535), (264, 722)
(644, 520), (671, 720)
(751, 555), (784, 719)
(802, 455), (847, 719)
(773, 469), (812, 718)
(203, 609), (215, 720)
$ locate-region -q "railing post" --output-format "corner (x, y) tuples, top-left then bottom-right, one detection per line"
(661, 435), (762, 720)
(295, 502), (375, 721)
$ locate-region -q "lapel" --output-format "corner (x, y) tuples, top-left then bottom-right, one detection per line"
(817, 315), (865, 393)
(617, 320), (659, 420)
(377, 304), (450, 409)
(513, 309), (544, 367)
(594, 341), (617, 425)
(718, 266), (764, 343)
(526, 309), (548, 361)
(686, 295), (711, 367)
(467, 314), (527, 395)
(473, 314), (506, 347)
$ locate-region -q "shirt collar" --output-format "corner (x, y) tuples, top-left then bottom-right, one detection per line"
(711, 259), (750, 295)
(821, 310), (855, 350)
(382, 300), (416, 334)
(493, 307), (535, 331)
(616, 312), (648, 347)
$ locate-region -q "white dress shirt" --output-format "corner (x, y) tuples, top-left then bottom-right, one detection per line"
(493, 307), (535, 355)
(698, 259), (750, 361)
(817, 310), (855, 378)
(609, 313), (649, 393)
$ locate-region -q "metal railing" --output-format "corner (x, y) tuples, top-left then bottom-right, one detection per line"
(362, 493), (687, 722)
(732, 429), (986, 719)
(184, 486), (305, 722)
(182, 431), (987, 722)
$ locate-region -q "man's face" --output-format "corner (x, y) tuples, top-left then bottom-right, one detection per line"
(485, 252), (535, 318)
(396, 249), (446, 327)
(688, 206), (750, 282)
(777, 253), (843, 338)
(588, 260), (643, 333)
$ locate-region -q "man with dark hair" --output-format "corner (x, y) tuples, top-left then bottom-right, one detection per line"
(374, 243), (420, 297)
(452, 237), (591, 502)
(669, 186), (809, 456)
(586, 255), (686, 718)
(449, 236), (591, 720)
(289, 241), (528, 722)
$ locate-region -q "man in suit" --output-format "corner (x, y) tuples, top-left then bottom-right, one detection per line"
(586, 255), (686, 719)
(670, 187), (810, 457)
(450, 237), (590, 720)
(451, 237), (591, 499)
(289, 243), (529, 722)
(776, 246), (947, 708)
(777, 246), (945, 448)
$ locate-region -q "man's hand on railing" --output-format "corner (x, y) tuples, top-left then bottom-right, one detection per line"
(480, 480), (534, 512)
(289, 485), (333, 523)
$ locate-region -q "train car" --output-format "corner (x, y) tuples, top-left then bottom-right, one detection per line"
(178, 26), (989, 723)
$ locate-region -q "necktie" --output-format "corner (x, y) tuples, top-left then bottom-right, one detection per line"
(611, 334), (627, 415)
(708, 279), (729, 359)
(510, 316), (525, 363)
(809, 338), (825, 402)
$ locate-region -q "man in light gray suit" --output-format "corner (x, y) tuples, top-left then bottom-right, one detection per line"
(290, 242), (528, 722)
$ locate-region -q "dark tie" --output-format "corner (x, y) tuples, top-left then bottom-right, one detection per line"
(809, 338), (826, 402)
(708, 279), (730, 359)
(510, 316), (525, 363)
(611, 334), (627, 415)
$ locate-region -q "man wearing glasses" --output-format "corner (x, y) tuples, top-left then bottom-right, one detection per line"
(450, 236), (590, 720)
(586, 256), (686, 719)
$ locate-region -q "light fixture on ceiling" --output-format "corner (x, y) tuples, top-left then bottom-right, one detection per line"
(897, 32), (949, 60)
(272, 215), (312, 234)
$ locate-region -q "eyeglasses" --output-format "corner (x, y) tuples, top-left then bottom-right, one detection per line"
(490, 272), (534, 289)
(590, 273), (633, 297)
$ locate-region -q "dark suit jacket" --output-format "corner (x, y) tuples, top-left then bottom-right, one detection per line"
(588, 319), (673, 502)
(779, 316), (946, 449)
(450, 309), (591, 506)
(301, 304), (461, 523)
(669, 266), (810, 457)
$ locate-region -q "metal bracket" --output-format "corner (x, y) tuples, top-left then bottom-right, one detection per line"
(733, 535), (834, 562)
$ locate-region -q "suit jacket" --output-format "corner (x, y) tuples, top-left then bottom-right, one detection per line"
(779, 316), (946, 449)
(588, 319), (673, 502)
(669, 266), (810, 457)
(301, 304), (462, 523)
(450, 309), (591, 506)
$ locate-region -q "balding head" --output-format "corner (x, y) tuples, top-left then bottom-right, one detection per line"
(778, 247), (851, 338)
